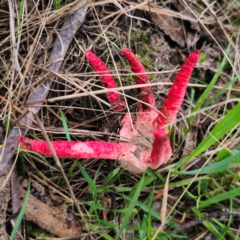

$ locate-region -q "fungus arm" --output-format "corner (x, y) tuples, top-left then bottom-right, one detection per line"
(19, 136), (135, 159)
(147, 129), (172, 169)
(18, 136), (151, 172)
(157, 50), (200, 128)
(85, 50), (126, 111)
(121, 48), (155, 109)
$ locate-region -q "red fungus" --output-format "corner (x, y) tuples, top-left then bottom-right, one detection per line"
(19, 49), (199, 173)
(121, 48), (155, 109)
(85, 50), (126, 111)
(157, 50), (200, 129)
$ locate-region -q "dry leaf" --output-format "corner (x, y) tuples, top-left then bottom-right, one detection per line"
(151, 13), (186, 47)
(19, 178), (82, 238)
(150, 9), (200, 48)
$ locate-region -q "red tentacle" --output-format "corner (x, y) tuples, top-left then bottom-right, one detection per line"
(19, 136), (132, 159)
(121, 48), (155, 109)
(85, 50), (126, 111)
(157, 50), (200, 128)
(147, 128), (172, 169)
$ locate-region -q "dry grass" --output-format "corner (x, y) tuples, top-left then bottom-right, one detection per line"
(1, 0), (240, 239)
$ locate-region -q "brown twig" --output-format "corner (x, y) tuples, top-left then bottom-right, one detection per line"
(173, 209), (240, 235)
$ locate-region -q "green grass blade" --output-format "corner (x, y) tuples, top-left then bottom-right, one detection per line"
(177, 150), (240, 175)
(66, 160), (78, 178)
(54, 0), (61, 10)
(194, 187), (240, 209)
(10, 183), (30, 240)
(17, 0), (24, 27)
(77, 162), (97, 193)
(100, 232), (114, 240)
(128, 176), (155, 199)
(168, 176), (210, 187)
(4, 117), (11, 135)
(175, 102), (240, 170)
(102, 167), (121, 186)
(20, 149), (54, 178)
(77, 162), (101, 223)
(59, 108), (71, 141)
(121, 194), (160, 220)
(94, 162), (104, 183)
(204, 74), (239, 107)
(188, 45), (230, 125)
(192, 208), (231, 239)
(114, 174), (145, 240)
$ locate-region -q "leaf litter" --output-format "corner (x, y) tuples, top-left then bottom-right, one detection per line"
(0, 0), (240, 239)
